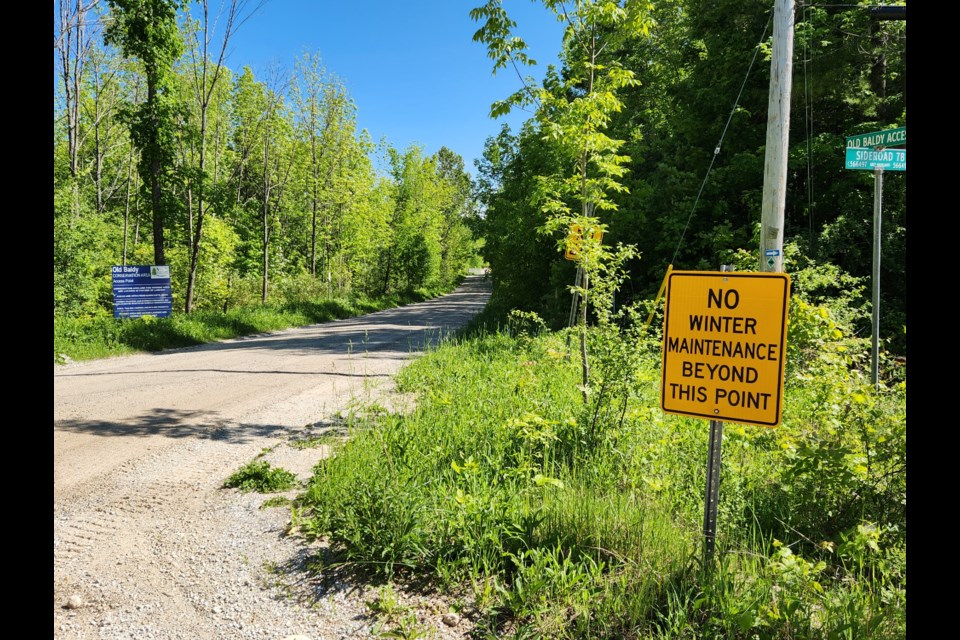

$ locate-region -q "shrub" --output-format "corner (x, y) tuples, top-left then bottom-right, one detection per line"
(224, 461), (298, 493)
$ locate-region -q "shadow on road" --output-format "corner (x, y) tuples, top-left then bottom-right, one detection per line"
(55, 275), (492, 375)
(54, 407), (291, 442)
(54, 275), (491, 443)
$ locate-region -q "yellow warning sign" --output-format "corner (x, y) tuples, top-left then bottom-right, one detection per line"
(660, 271), (791, 427)
(564, 224), (603, 261)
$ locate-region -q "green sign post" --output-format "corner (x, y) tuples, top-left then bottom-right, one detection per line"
(843, 126), (905, 389)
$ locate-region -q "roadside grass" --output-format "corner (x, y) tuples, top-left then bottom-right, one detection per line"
(289, 432), (349, 450)
(293, 301), (906, 639)
(53, 287), (453, 364)
(260, 495), (293, 509)
(366, 582), (433, 639)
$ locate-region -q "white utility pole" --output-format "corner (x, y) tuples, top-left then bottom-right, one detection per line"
(759, 0), (795, 274)
(703, 0), (796, 568)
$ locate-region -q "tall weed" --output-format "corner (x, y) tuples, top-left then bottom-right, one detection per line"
(294, 270), (905, 638)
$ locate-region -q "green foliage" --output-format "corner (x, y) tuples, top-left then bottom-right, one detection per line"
(181, 213), (241, 312)
(54, 315), (133, 362)
(104, 0), (185, 74)
(54, 188), (120, 318)
(687, 527), (904, 640)
(300, 418), (433, 577)
(294, 270), (905, 638)
(473, 2), (663, 411)
(364, 583), (432, 640)
(474, 0), (906, 361)
(56, 15), (480, 327)
(53, 285), (436, 363)
(475, 124), (569, 323)
(367, 582), (406, 618)
(104, 0), (188, 266)
(224, 460), (298, 493)
(367, 144), (479, 297)
(260, 495), (292, 509)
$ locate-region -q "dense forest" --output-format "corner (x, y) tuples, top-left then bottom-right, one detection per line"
(54, 0), (905, 358)
(473, 0), (905, 356)
(54, 0), (483, 324)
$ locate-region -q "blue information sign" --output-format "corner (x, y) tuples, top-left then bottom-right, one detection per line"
(844, 147), (906, 171)
(112, 265), (173, 318)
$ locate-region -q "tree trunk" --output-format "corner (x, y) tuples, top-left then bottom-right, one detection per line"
(122, 144), (136, 265)
(133, 169), (141, 245)
(580, 271), (589, 404)
(186, 0), (239, 313)
(148, 74), (166, 267)
(262, 125), (271, 303)
(311, 108), (319, 277)
(94, 99), (104, 213)
(185, 106), (206, 313)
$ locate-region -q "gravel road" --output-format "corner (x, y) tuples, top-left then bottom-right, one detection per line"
(54, 274), (491, 640)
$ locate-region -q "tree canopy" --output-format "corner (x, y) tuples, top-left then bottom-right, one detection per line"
(473, 0), (906, 355)
(54, 0), (481, 318)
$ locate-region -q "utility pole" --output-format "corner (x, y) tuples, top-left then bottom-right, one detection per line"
(700, 0), (795, 570)
(760, 0), (795, 274)
(698, 0), (793, 568)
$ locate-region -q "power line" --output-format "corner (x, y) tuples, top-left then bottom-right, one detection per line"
(669, 13), (773, 267)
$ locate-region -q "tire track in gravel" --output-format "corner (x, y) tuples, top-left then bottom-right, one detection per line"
(55, 437), (242, 561)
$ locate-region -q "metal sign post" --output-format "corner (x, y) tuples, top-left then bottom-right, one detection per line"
(660, 263), (791, 564)
(702, 264), (731, 567)
(703, 418), (723, 565)
(871, 168), (883, 389)
(844, 126), (905, 390)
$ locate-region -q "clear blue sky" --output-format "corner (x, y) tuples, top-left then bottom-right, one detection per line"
(218, 0), (565, 177)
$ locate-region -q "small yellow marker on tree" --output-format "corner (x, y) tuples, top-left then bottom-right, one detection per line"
(564, 224), (603, 261)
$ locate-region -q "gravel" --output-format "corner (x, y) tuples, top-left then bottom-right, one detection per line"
(54, 275), (491, 640)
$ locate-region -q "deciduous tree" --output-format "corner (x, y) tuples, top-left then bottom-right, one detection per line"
(104, 0), (188, 266)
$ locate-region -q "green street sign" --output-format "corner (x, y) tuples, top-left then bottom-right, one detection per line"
(845, 147), (906, 171)
(846, 127), (906, 149)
